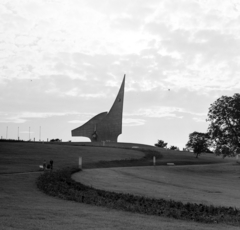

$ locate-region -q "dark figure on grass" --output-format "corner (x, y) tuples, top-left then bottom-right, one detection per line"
(50, 160), (53, 170)
(43, 160), (47, 170)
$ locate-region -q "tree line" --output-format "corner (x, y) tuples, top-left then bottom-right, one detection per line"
(155, 93), (240, 158)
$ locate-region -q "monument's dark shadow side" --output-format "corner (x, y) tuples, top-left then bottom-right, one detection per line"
(72, 75), (125, 142)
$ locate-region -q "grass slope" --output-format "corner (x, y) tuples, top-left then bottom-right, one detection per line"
(38, 167), (240, 225)
(0, 141), (238, 230)
(74, 164), (240, 209)
(0, 142), (144, 173)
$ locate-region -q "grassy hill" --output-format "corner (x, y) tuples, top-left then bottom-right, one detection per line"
(0, 142), (145, 174)
(0, 141), (238, 230)
(1, 141), (230, 174)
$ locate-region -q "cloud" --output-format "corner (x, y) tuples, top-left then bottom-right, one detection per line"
(2, 0), (239, 97)
(0, 116), (26, 124)
(0, 111), (69, 124)
(126, 106), (207, 119)
(1, 0), (240, 147)
(123, 118), (145, 126)
(64, 88), (79, 97)
(134, 1), (240, 94)
(139, 108), (183, 119)
(64, 87), (106, 98)
(193, 117), (207, 123)
(21, 112), (67, 118)
(127, 106), (182, 118)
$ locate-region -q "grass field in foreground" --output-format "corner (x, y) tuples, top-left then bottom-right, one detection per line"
(0, 142), (239, 230)
(73, 163), (240, 209)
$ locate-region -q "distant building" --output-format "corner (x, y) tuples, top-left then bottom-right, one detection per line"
(71, 75), (125, 142)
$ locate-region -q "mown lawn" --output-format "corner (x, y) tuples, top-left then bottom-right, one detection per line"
(0, 142), (144, 173)
(73, 163), (240, 209)
(0, 142), (239, 230)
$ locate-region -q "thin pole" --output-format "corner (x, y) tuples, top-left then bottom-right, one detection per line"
(18, 127), (19, 140)
(29, 127), (30, 141)
(153, 156), (156, 166)
(39, 126), (41, 141)
(6, 126), (8, 139)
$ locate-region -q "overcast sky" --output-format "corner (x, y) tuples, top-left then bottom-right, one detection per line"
(1, 0), (240, 148)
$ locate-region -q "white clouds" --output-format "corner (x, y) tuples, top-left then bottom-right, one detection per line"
(0, 116), (26, 124)
(78, 93), (106, 98)
(133, 0), (240, 94)
(1, 0), (239, 94)
(193, 117), (206, 123)
(136, 106), (184, 118)
(0, 111), (68, 123)
(138, 79), (162, 91)
(147, 0), (240, 33)
(64, 88), (79, 97)
(21, 112), (67, 118)
(105, 80), (119, 88)
(126, 106), (207, 119)
(1, 0), (240, 147)
(123, 118), (145, 126)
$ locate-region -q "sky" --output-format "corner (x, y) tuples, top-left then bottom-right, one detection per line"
(1, 0), (240, 149)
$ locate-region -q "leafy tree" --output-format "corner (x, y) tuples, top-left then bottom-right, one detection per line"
(169, 145), (179, 150)
(185, 132), (210, 158)
(155, 140), (168, 148)
(50, 138), (61, 142)
(207, 93), (240, 157)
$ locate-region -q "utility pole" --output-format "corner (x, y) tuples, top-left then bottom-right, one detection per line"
(39, 126), (41, 141)
(29, 127), (30, 141)
(6, 126), (8, 139)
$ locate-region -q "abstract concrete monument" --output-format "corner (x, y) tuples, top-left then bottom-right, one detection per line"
(71, 75), (125, 142)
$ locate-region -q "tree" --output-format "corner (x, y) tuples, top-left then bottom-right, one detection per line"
(185, 132), (210, 158)
(169, 145), (179, 150)
(207, 93), (240, 157)
(50, 138), (60, 142)
(155, 140), (168, 148)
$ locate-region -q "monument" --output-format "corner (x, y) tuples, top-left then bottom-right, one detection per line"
(71, 75), (125, 142)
